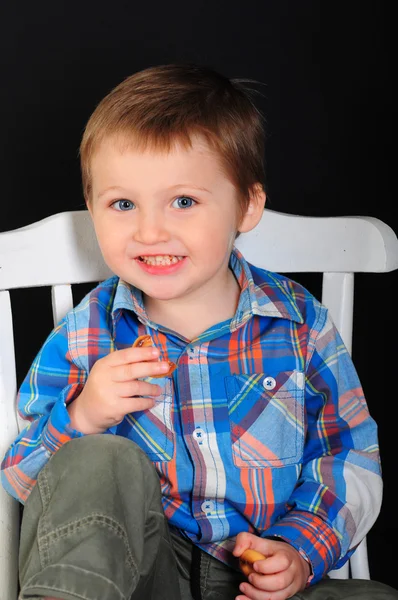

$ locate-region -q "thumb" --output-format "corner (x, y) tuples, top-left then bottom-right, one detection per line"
(233, 532), (256, 555)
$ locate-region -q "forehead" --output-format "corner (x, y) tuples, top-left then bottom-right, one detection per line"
(95, 132), (216, 161)
(90, 133), (229, 181)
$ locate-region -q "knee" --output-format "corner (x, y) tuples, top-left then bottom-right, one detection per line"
(47, 434), (157, 484)
(60, 433), (143, 455)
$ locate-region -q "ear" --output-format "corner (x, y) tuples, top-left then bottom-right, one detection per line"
(238, 183), (266, 234)
(86, 198), (94, 218)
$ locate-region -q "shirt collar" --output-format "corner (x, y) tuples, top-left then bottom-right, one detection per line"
(229, 248), (304, 329)
(112, 278), (149, 326)
(111, 247), (304, 333)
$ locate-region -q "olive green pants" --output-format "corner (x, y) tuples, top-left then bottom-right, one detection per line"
(18, 435), (398, 600)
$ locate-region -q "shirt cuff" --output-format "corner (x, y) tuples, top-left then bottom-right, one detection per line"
(42, 384), (85, 453)
(262, 511), (341, 583)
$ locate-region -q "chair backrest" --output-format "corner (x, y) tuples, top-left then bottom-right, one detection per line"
(1, 209), (397, 599)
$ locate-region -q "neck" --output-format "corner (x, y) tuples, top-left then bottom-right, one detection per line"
(144, 270), (240, 341)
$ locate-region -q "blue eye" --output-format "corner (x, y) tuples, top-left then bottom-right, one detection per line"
(172, 196), (196, 209)
(112, 200), (135, 211)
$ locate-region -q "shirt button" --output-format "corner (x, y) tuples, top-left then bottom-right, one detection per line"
(192, 427), (205, 442)
(201, 500), (215, 514)
(263, 376), (276, 390)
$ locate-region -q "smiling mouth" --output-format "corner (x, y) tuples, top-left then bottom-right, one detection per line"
(137, 255), (185, 266)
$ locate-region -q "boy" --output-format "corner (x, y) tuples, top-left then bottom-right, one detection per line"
(1, 63), (397, 600)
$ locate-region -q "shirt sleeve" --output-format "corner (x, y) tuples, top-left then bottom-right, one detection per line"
(1, 319), (87, 504)
(262, 309), (382, 583)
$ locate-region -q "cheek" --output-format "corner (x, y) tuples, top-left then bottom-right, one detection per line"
(199, 229), (236, 263)
(207, 217), (238, 248)
(197, 209), (238, 237)
(94, 224), (125, 257)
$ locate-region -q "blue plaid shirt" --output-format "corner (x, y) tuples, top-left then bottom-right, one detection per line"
(1, 248), (382, 583)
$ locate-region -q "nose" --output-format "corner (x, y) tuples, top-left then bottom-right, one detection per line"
(132, 207), (170, 245)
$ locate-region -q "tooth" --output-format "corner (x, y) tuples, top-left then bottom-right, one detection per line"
(139, 255), (184, 265)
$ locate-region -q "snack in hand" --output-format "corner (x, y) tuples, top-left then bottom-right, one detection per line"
(239, 548), (266, 576)
(132, 335), (177, 377)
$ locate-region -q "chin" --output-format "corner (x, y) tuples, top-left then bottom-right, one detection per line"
(143, 289), (183, 301)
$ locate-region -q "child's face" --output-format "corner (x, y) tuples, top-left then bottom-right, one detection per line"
(88, 134), (261, 308)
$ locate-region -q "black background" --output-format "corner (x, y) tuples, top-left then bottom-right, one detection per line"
(1, 0), (396, 589)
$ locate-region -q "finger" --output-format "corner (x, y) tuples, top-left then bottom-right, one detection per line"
(120, 395), (158, 414)
(238, 579), (292, 600)
(233, 532), (260, 556)
(117, 380), (163, 398)
(237, 581), (267, 600)
(108, 345), (160, 366)
(112, 360), (171, 382)
(254, 553), (290, 576)
(248, 569), (292, 593)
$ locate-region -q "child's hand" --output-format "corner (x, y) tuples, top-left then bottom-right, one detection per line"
(233, 532), (311, 600)
(67, 345), (171, 434)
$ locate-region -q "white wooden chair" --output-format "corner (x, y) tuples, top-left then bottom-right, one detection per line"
(1, 209), (397, 600)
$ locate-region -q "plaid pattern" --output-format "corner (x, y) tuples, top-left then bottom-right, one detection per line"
(1, 248), (382, 583)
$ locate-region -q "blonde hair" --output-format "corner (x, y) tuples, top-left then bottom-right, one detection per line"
(80, 63), (266, 215)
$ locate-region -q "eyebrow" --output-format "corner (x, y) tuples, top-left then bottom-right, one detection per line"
(168, 184), (211, 194)
(98, 183), (212, 199)
(98, 186), (125, 199)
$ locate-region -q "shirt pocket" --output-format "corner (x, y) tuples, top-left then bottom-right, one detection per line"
(125, 376), (174, 462)
(224, 370), (305, 468)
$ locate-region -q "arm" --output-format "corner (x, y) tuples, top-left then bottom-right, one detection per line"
(1, 320), (87, 503)
(262, 309), (382, 582)
(1, 316), (169, 504)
